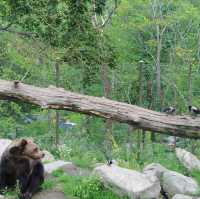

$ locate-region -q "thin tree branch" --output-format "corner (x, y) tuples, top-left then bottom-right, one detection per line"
(3, 29), (37, 37)
(101, 0), (118, 28)
(0, 23), (13, 31)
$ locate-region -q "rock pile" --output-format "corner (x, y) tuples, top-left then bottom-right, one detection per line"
(0, 139), (199, 199)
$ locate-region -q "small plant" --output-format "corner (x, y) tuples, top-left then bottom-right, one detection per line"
(191, 169), (200, 196)
(74, 177), (102, 198)
(73, 177), (126, 199)
(43, 171), (126, 199)
(52, 169), (64, 178)
(42, 179), (55, 190)
(56, 144), (72, 160)
(3, 180), (21, 199)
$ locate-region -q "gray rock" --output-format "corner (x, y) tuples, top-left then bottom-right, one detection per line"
(44, 161), (74, 176)
(176, 148), (200, 171)
(94, 162), (104, 168)
(163, 136), (176, 145)
(172, 194), (200, 199)
(60, 162), (79, 175)
(163, 171), (199, 197)
(94, 164), (161, 199)
(42, 150), (55, 163)
(143, 163), (168, 180)
(0, 139), (12, 158)
(0, 195), (5, 199)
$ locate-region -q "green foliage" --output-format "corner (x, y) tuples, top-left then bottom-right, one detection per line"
(42, 178), (55, 191)
(6, 0), (68, 46)
(21, 120), (49, 137)
(71, 150), (103, 168)
(1, 1), (200, 197)
(0, 117), (18, 138)
(95, 0), (106, 15)
(142, 142), (188, 173)
(2, 180), (21, 199)
(73, 177), (126, 199)
(191, 170), (200, 188)
(43, 171), (124, 199)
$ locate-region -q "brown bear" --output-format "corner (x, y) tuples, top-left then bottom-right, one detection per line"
(0, 138), (45, 199)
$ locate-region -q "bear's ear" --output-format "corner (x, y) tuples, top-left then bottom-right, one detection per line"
(10, 146), (20, 155)
(20, 139), (28, 147)
(10, 139), (27, 155)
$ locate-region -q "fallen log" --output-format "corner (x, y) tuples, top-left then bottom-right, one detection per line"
(0, 79), (200, 138)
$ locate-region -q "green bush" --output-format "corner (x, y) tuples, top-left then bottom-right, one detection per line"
(73, 177), (127, 199)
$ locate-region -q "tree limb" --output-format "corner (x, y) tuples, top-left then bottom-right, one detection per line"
(0, 26), (37, 37)
(0, 23), (13, 31)
(0, 79), (200, 139)
(101, 0), (118, 28)
(3, 29), (36, 37)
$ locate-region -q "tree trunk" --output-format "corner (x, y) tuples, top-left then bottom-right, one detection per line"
(0, 79), (200, 139)
(156, 25), (162, 110)
(156, 25), (164, 143)
(55, 62), (60, 147)
(188, 63), (192, 106)
(187, 63), (196, 153)
(101, 64), (114, 158)
(138, 61), (145, 150)
(172, 84), (177, 149)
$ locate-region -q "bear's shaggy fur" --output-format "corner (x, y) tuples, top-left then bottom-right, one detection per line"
(0, 138), (45, 199)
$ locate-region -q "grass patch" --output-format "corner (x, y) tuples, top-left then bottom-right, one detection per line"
(42, 169), (127, 199)
(73, 177), (127, 199)
(191, 170), (200, 184)
(141, 143), (188, 174)
(2, 182), (21, 199)
(42, 178), (55, 190)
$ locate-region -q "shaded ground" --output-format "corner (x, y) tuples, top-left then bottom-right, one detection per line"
(33, 190), (78, 199)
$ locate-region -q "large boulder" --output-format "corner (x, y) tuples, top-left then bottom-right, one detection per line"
(44, 161), (80, 177)
(176, 148), (200, 171)
(172, 194), (200, 199)
(163, 171), (199, 197)
(42, 150), (55, 163)
(143, 163), (168, 180)
(44, 160), (72, 176)
(0, 139), (12, 158)
(94, 164), (161, 199)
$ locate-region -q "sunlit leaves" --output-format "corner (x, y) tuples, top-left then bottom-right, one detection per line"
(175, 47), (193, 60)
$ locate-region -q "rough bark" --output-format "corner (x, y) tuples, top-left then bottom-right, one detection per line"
(138, 60), (145, 149)
(188, 63), (192, 107)
(55, 61), (60, 147)
(101, 63), (113, 158)
(0, 79), (200, 138)
(156, 24), (162, 109)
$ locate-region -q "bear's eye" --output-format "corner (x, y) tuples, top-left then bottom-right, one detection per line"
(34, 148), (38, 152)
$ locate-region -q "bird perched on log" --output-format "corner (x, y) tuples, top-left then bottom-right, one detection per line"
(188, 105), (200, 115)
(107, 159), (113, 166)
(163, 106), (176, 115)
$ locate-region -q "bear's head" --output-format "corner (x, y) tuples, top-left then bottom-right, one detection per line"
(9, 138), (45, 160)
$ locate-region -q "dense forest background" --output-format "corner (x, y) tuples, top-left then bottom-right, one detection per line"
(0, 1), (200, 197)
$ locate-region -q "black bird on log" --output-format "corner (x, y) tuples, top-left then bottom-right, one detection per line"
(163, 106), (176, 114)
(189, 105), (200, 115)
(107, 159), (113, 166)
